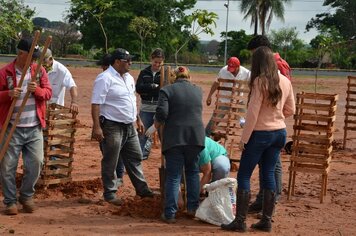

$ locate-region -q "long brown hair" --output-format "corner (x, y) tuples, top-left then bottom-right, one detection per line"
(249, 46), (281, 107)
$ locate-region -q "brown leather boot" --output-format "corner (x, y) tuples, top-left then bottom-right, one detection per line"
(221, 189), (250, 232)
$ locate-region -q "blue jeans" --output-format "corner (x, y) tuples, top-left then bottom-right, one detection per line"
(0, 125), (44, 205)
(164, 146), (202, 219)
(211, 154), (231, 182)
(99, 118), (150, 201)
(237, 129), (286, 192)
(138, 111), (155, 158)
(254, 156), (283, 204)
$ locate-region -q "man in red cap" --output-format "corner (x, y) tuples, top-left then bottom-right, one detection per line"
(205, 57), (250, 136)
(0, 38), (52, 215)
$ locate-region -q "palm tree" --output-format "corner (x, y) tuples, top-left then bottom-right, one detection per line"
(240, 0), (291, 35)
(240, 0), (260, 35)
(258, 0), (291, 35)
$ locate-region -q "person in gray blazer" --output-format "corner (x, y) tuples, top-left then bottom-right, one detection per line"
(154, 66), (205, 223)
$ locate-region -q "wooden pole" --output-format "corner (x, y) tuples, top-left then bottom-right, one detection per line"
(0, 35), (52, 162)
(0, 31), (41, 148)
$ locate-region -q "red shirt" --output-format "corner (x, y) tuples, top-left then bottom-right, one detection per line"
(0, 60), (52, 128)
(274, 53), (291, 80)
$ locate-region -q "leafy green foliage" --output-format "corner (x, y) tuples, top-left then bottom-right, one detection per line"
(306, 0), (356, 40)
(0, 0), (35, 53)
(218, 30), (253, 64)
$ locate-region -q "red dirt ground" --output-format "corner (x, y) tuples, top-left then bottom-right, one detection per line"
(0, 64), (355, 235)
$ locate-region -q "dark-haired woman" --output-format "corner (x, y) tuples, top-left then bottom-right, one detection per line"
(155, 66), (205, 223)
(136, 48), (165, 160)
(221, 46), (295, 232)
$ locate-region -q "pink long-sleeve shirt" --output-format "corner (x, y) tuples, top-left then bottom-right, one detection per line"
(241, 74), (295, 144)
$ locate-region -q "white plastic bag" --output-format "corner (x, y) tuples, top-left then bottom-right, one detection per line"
(195, 177), (237, 226)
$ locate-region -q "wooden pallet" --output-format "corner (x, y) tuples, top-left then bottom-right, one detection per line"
(343, 76), (356, 149)
(287, 92), (338, 203)
(210, 78), (249, 162)
(38, 103), (78, 187)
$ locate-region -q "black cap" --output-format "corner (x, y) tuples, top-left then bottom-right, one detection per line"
(111, 48), (133, 61)
(17, 38), (33, 52)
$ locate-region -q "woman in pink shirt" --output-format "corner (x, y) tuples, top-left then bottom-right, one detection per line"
(221, 46), (295, 232)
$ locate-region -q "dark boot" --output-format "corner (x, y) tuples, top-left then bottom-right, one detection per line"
(221, 189), (250, 232)
(248, 191), (263, 214)
(251, 189), (275, 232)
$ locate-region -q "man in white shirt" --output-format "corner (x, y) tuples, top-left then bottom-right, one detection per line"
(205, 57), (250, 136)
(91, 48), (153, 206)
(42, 49), (78, 112)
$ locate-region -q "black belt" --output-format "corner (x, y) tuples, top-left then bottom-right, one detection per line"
(99, 116), (131, 126)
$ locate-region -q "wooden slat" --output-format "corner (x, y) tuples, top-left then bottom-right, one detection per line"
(346, 105), (356, 109)
(294, 123), (335, 133)
(37, 177), (72, 185)
(344, 126), (356, 131)
(292, 133), (333, 144)
(294, 114), (336, 122)
(48, 119), (76, 126)
(290, 156), (331, 165)
(345, 112), (356, 116)
(297, 93), (338, 101)
(46, 137), (75, 145)
(296, 103), (337, 112)
(289, 166), (330, 175)
(45, 147), (73, 156)
(42, 167), (73, 175)
(45, 128), (76, 136)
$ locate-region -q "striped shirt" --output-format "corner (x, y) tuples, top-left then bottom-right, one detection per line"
(10, 68), (40, 127)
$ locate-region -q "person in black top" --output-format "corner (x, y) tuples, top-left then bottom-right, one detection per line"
(135, 48), (164, 160)
(155, 66), (205, 223)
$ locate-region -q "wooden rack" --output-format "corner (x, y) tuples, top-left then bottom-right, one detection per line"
(288, 92), (338, 203)
(343, 76), (356, 149)
(210, 78), (249, 161)
(38, 103), (78, 187)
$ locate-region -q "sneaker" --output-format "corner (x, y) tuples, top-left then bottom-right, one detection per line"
(161, 213), (176, 224)
(5, 204), (18, 215)
(106, 198), (123, 206)
(19, 198), (36, 213)
(138, 190), (154, 198)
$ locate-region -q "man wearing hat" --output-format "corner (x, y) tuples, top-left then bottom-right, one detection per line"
(91, 48), (153, 206)
(0, 38), (52, 215)
(205, 57), (250, 136)
(41, 48), (78, 112)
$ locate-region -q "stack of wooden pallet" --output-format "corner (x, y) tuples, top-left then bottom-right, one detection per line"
(288, 92), (338, 203)
(210, 78), (249, 161)
(39, 103), (78, 187)
(343, 76), (356, 149)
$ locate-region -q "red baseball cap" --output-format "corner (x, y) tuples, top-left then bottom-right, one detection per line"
(227, 57), (240, 73)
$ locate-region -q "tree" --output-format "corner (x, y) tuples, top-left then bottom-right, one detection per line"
(269, 27), (298, 60)
(258, 0), (291, 35)
(68, 0), (197, 60)
(0, 0), (35, 53)
(240, 0), (259, 35)
(69, 0), (113, 53)
(172, 9), (218, 65)
(306, 0), (356, 40)
(240, 0), (291, 35)
(218, 30), (253, 64)
(309, 26), (343, 91)
(128, 17), (158, 68)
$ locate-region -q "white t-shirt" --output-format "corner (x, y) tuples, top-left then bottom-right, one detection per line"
(217, 65), (250, 103)
(91, 66), (137, 124)
(47, 60), (76, 106)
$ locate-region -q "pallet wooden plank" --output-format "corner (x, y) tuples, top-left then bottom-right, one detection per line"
(294, 114), (336, 122)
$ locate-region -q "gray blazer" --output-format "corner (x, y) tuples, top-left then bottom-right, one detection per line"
(155, 79), (205, 154)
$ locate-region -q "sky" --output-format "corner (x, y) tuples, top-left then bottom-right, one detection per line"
(23, 0), (332, 44)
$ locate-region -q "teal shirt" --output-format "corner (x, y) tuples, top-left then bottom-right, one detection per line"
(198, 137), (227, 166)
